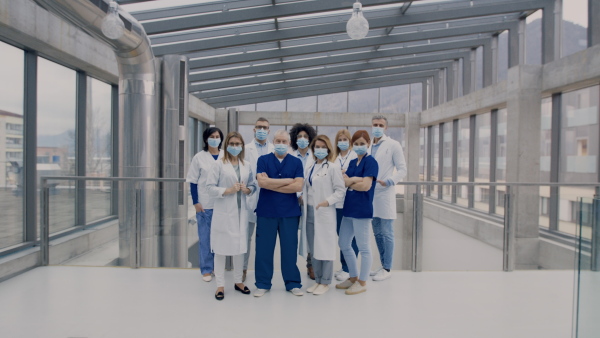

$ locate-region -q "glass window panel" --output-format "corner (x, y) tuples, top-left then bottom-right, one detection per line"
(442, 122), (453, 201)
(525, 10), (542, 65)
(495, 108), (507, 215)
(539, 98), (552, 229)
(256, 100), (285, 111)
(287, 96), (316, 112)
(348, 88), (379, 113)
(0, 41), (24, 249)
(456, 118), (470, 207)
(431, 125), (439, 197)
(318, 92), (347, 112)
(315, 126), (341, 141)
(475, 46), (483, 90)
(37, 57), (77, 235)
(497, 31), (509, 83)
(86, 78), (113, 223)
(420, 128), (426, 181)
(410, 83), (423, 112)
(380, 85), (409, 114)
(474, 113), (491, 212)
(558, 86), (598, 237)
(562, 0), (588, 58)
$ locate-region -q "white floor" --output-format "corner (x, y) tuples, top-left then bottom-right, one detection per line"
(0, 266), (576, 338)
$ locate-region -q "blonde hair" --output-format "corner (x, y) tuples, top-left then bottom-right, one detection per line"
(333, 129), (352, 158)
(310, 134), (335, 162)
(222, 131), (245, 165)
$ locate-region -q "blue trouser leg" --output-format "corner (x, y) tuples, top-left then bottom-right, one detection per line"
(255, 217), (278, 290)
(336, 208), (358, 273)
(339, 217), (372, 281)
(196, 209), (214, 275)
(279, 216), (302, 290)
(372, 217), (395, 270)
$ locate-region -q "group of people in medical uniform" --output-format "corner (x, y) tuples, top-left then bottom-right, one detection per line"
(186, 115), (406, 300)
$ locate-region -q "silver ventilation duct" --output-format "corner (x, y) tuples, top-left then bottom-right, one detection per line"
(33, 0), (187, 267)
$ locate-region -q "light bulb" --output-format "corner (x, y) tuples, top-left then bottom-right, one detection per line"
(346, 1), (369, 40)
(101, 1), (125, 40)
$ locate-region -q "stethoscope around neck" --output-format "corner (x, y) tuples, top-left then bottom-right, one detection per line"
(308, 160), (329, 186)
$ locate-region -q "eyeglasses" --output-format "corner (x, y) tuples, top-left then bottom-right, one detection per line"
(255, 126), (269, 130)
(229, 142), (243, 147)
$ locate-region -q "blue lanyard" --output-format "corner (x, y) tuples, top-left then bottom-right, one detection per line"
(308, 164), (316, 186)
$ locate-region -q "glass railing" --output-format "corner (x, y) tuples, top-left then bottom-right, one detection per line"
(573, 194), (600, 338)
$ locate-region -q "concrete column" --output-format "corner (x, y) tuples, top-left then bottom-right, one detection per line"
(215, 108), (228, 134)
(227, 107), (239, 133)
(505, 65), (543, 269)
(439, 69), (446, 104)
(589, 0), (600, 47)
(483, 40), (494, 87)
(400, 111), (421, 270)
(508, 20), (526, 67)
(446, 62), (457, 101)
(463, 49), (476, 95)
(542, 0), (562, 63)
(421, 80), (428, 111)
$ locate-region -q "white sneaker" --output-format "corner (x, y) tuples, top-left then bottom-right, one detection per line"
(335, 271), (349, 281)
(370, 267), (383, 276)
(253, 288), (269, 297)
(345, 281), (367, 295)
(335, 278), (354, 289)
(306, 283), (319, 293)
(289, 288), (304, 296)
(313, 284), (330, 295)
(202, 274), (212, 282)
(372, 269), (391, 281)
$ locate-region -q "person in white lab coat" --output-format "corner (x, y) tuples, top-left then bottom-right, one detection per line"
(289, 123), (317, 279)
(242, 117), (274, 282)
(299, 135), (345, 295)
(368, 115), (407, 281)
(332, 129), (359, 282)
(206, 131), (257, 301)
(186, 127), (223, 282)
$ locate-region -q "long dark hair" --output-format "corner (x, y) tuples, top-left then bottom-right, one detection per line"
(202, 127), (224, 151)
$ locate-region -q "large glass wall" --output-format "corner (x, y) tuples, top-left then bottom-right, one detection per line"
(539, 98), (552, 229)
(495, 109), (507, 215)
(0, 41), (24, 249)
(85, 77), (112, 223)
(37, 57), (77, 234)
(562, 0), (588, 58)
(348, 88), (378, 113)
(473, 113), (491, 212)
(442, 122), (453, 201)
(456, 117), (470, 207)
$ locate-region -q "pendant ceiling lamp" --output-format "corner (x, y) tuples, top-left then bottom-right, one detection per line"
(346, 1), (369, 40)
(101, 1), (125, 39)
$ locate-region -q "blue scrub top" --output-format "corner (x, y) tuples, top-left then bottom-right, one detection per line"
(256, 153), (304, 218)
(343, 155), (378, 219)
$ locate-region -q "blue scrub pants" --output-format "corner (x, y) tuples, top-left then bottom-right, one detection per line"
(372, 217), (394, 270)
(196, 210), (214, 275)
(255, 216), (302, 291)
(336, 208), (358, 273)
(339, 216), (372, 282)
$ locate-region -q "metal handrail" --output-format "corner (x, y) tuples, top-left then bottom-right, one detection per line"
(39, 176), (186, 267)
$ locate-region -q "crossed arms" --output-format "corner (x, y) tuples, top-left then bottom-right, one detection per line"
(343, 174), (373, 192)
(257, 172), (303, 194)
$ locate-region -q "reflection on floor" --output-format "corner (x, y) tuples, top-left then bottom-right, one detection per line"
(0, 266), (574, 338)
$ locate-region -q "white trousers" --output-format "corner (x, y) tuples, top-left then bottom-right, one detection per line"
(214, 254), (244, 288)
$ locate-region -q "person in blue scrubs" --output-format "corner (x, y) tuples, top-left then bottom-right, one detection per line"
(253, 130), (305, 297)
(335, 130), (378, 295)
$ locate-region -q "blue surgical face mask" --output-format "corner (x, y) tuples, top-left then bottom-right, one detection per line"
(354, 145), (368, 155)
(337, 141), (349, 151)
(255, 129), (268, 141)
(297, 137), (309, 149)
(207, 138), (221, 148)
(314, 148), (328, 160)
(226, 146), (242, 157)
(274, 144), (288, 156)
(372, 126), (385, 138)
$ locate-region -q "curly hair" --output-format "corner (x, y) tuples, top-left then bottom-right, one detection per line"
(289, 123), (317, 151)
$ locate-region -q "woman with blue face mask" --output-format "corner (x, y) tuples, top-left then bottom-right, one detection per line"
(186, 127), (223, 282)
(206, 132), (257, 301)
(335, 130), (378, 295)
(298, 135), (345, 295)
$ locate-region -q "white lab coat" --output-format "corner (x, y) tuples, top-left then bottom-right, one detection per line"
(244, 140), (274, 222)
(333, 150), (358, 209)
(369, 134), (407, 220)
(299, 160), (346, 261)
(186, 150), (223, 209)
(206, 159), (257, 256)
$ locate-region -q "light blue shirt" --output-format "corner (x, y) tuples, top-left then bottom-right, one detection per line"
(295, 149), (312, 169)
(255, 139), (271, 157)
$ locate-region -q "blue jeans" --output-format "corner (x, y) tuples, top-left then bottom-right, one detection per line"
(372, 217), (394, 270)
(196, 209), (214, 275)
(255, 216), (302, 291)
(336, 208), (358, 273)
(338, 217), (372, 282)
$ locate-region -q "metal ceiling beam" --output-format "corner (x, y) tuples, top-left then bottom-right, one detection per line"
(191, 52), (467, 92)
(196, 61), (453, 99)
(204, 70), (435, 106)
(151, 0), (548, 56)
(189, 38), (487, 82)
(140, 0), (401, 35)
(203, 77), (430, 108)
(188, 20), (516, 70)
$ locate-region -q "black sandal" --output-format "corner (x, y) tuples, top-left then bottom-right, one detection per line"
(215, 291), (224, 301)
(234, 284), (251, 295)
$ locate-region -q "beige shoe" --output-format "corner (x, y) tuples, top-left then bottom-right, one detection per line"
(202, 273), (212, 282)
(345, 281), (366, 295)
(335, 279), (354, 289)
(313, 284), (330, 295)
(306, 283), (319, 293)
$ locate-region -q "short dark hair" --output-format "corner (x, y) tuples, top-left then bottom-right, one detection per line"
(256, 117), (269, 124)
(202, 127), (224, 151)
(289, 123), (317, 150)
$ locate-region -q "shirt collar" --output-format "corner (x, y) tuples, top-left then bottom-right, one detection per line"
(295, 149), (311, 158)
(255, 139), (269, 147)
